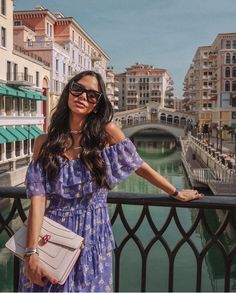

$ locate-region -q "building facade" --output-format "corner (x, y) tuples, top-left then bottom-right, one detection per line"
(13, 6), (110, 113)
(0, 0), (50, 186)
(106, 66), (119, 111)
(183, 33), (236, 137)
(116, 63), (174, 111)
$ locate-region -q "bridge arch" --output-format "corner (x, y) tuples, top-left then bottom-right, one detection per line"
(122, 122), (184, 138)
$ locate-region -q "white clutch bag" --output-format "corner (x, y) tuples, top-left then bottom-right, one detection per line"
(5, 216), (84, 285)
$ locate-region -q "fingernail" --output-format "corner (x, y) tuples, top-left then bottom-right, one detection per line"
(52, 279), (58, 284)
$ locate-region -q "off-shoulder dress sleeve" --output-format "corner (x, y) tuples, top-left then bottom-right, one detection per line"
(25, 160), (46, 198)
(101, 138), (144, 189)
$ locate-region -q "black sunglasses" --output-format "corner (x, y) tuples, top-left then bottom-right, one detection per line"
(69, 81), (102, 104)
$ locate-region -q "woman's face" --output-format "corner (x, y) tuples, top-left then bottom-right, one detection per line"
(68, 75), (101, 116)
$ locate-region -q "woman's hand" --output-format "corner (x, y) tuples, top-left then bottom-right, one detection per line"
(172, 189), (204, 202)
(24, 253), (58, 287)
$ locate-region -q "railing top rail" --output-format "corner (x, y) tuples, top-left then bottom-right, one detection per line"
(1, 187), (236, 210)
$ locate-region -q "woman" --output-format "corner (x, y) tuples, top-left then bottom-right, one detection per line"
(18, 70), (203, 292)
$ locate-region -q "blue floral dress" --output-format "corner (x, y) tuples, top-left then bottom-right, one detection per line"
(18, 138), (144, 292)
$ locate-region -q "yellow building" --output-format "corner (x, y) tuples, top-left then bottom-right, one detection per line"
(0, 0), (50, 186)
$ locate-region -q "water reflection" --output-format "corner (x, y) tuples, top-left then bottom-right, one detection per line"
(1, 131), (236, 291)
(111, 132), (236, 292)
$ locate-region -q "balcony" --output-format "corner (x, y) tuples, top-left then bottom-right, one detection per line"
(13, 45), (50, 68)
(6, 73), (33, 86)
(1, 188), (236, 292)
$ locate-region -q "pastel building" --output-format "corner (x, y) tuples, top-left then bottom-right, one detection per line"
(0, 0), (50, 186)
(183, 33), (236, 137)
(13, 6), (110, 113)
(116, 63), (174, 111)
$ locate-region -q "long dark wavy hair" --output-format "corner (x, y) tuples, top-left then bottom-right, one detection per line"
(36, 70), (114, 188)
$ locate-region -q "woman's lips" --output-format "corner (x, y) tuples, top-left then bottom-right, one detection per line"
(75, 101), (86, 108)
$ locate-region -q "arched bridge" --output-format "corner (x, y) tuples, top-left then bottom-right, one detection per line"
(121, 120), (185, 138)
(113, 104), (196, 138)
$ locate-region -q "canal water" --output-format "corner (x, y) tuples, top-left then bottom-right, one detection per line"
(0, 130), (236, 292)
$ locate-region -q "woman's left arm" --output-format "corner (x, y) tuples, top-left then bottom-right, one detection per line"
(135, 162), (204, 202)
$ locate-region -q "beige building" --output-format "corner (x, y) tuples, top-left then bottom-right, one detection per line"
(183, 33), (236, 137)
(0, 0), (50, 186)
(106, 66), (119, 111)
(116, 63), (174, 111)
(13, 6), (110, 112)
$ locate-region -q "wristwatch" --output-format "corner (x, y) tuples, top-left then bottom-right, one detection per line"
(170, 188), (180, 197)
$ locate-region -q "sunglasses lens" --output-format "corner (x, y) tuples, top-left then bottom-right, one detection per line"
(87, 92), (101, 104)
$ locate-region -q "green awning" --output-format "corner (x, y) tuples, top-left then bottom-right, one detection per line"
(15, 126), (31, 139)
(230, 123), (236, 129)
(0, 127), (17, 142)
(23, 126), (40, 139)
(31, 125), (44, 135)
(6, 127), (26, 141)
(20, 88), (46, 100)
(0, 135), (7, 144)
(0, 83), (26, 98)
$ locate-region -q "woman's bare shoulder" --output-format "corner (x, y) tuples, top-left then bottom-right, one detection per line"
(32, 134), (47, 160)
(105, 122), (126, 145)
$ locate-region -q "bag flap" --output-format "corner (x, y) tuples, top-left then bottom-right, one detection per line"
(24, 216), (84, 250)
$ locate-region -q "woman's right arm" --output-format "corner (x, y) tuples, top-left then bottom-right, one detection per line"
(24, 134), (57, 287)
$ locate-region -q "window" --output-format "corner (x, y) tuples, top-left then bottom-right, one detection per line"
(36, 71), (39, 87)
(63, 63), (66, 74)
(232, 81), (236, 92)
(72, 30), (75, 41)
(13, 63), (17, 81)
(6, 61), (11, 80)
(233, 53), (236, 64)
(24, 67), (28, 81)
(1, 0), (6, 15)
(15, 141), (20, 157)
(226, 53), (231, 64)
(233, 40), (236, 49)
(0, 96), (4, 115)
(5, 97), (12, 115)
(47, 23), (49, 36)
(6, 142), (11, 159)
(226, 40), (231, 49)
(225, 67), (230, 78)
(225, 80), (230, 92)
(233, 67), (236, 78)
(56, 59), (59, 71)
(49, 25), (52, 37)
(23, 140), (28, 155)
(1, 27), (6, 47)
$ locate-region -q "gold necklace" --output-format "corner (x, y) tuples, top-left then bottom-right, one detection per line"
(73, 146), (83, 150)
(70, 129), (83, 134)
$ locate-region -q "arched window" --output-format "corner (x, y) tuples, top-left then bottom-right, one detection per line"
(225, 80), (230, 92)
(233, 53), (236, 64)
(232, 81), (236, 92)
(225, 53), (231, 64)
(233, 67), (236, 78)
(225, 67), (231, 77)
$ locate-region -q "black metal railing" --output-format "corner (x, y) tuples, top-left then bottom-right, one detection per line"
(1, 188), (236, 292)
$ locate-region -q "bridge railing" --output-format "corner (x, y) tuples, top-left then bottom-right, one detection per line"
(121, 119), (186, 129)
(1, 187), (236, 292)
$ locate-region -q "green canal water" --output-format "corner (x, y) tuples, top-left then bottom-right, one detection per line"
(0, 132), (236, 292)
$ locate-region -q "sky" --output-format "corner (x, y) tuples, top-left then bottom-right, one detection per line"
(14, 0), (236, 96)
